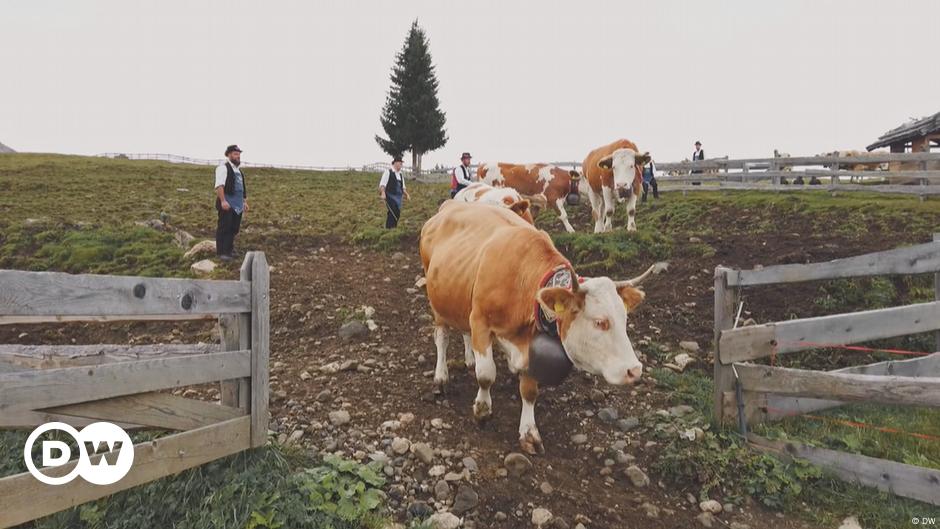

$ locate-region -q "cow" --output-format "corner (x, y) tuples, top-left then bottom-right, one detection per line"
(477, 162), (580, 233)
(582, 139), (650, 233)
(452, 182), (546, 225)
(419, 200), (664, 453)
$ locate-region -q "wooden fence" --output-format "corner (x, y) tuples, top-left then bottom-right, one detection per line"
(713, 238), (940, 506)
(0, 252), (270, 528)
(656, 152), (940, 196)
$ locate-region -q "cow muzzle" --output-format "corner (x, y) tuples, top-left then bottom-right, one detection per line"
(616, 186), (631, 200)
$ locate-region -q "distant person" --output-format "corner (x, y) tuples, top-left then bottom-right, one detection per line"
(214, 144), (249, 262)
(691, 140), (705, 185)
(793, 175), (805, 185)
(450, 152), (475, 198)
(809, 176), (822, 185)
(641, 157), (659, 202)
(379, 157), (410, 228)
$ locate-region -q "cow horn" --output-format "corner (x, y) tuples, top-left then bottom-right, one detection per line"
(620, 262), (669, 287)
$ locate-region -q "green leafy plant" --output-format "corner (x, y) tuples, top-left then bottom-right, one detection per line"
(298, 454), (386, 521)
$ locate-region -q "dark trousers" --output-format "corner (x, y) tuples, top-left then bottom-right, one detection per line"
(385, 197), (401, 229)
(216, 206), (242, 257)
(642, 178), (659, 202)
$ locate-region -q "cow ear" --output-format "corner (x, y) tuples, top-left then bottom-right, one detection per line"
(617, 284), (645, 312)
(509, 199), (530, 216)
(636, 152), (651, 166)
(597, 156), (613, 170)
(537, 287), (583, 318)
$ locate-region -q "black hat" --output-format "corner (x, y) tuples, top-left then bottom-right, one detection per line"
(694, 141), (702, 146)
(461, 152), (472, 159)
(392, 157), (403, 163)
(225, 144), (242, 155)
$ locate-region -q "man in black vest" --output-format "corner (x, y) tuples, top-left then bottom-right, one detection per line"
(691, 140), (705, 185)
(379, 157), (409, 228)
(450, 152), (475, 198)
(214, 145), (249, 262)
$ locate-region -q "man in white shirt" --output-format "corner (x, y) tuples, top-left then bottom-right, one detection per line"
(450, 152), (475, 198)
(214, 145), (249, 262)
(379, 157), (410, 228)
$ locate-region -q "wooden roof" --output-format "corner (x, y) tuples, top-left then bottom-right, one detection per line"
(867, 111), (940, 151)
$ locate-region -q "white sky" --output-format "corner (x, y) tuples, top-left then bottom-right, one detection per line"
(1, 0), (938, 167)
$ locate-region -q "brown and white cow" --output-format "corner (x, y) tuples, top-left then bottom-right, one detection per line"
(420, 201), (664, 453)
(582, 139), (650, 233)
(452, 182), (543, 225)
(477, 162), (580, 233)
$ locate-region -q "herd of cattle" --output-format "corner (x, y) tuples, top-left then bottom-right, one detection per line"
(421, 138), (665, 454)
(453, 138), (651, 233)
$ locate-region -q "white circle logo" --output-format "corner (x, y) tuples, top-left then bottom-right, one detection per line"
(24, 421), (134, 485)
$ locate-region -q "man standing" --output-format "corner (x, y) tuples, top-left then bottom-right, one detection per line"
(379, 157), (410, 228)
(450, 152), (474, 198)
(641, 157), (659, 202)
(214, 144), (248, 262)
(691, 140), (705, 185)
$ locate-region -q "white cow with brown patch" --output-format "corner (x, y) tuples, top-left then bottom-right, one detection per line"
(477, 163), (580, 232)
(452, 182), (543, 224)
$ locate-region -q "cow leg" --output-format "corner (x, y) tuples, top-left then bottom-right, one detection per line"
(463, 333), (474, 368)
(588, 187), (605, 233)
(470, 320), (496, 421)
(433, 325), (450, 391)
(625, 190), (638, 232)
(518, 373), (544, 454)
(602, 186), (616, 232)
(555, 198), (575, 233)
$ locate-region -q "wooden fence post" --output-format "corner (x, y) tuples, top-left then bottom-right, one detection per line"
(249, 252), (270, 447)
(714, 266), (738, 424)
(935, 234), (940, 353)
(219, 253), (254, 410)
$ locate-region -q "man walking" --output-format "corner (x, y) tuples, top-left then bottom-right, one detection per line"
(691, 140), (705, 185)
(450, 152), (474, 198)
(214, 144), (248, 262)
(641, 157), (659, 202)
(379, 157), (410, 228)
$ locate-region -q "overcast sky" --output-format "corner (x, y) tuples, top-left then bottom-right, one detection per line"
(2, 0), (938, 168)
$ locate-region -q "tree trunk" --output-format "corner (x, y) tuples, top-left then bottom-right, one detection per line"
(412, 150), (423, 176)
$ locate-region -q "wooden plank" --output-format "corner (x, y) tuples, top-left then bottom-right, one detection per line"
(0, 350), (250, 413)
(237, 254), (253, 410)
(0, 416), (251, 528)
(729, 241), (940, 287)
(733, 363), (940, 408)
(721, 301), (940, 363)
(713, 267), (738, 425)
(658, 152), (940, 172)
(723, 354), (940, 421)
(0, 313), (217, 325)
(0, 270), (250, 317)
(935, 233), (940, 352)
(43, 392), (245, 431)
(0, 343), (220, 368)
(0, 410), (138, 429)
(656, 182), (940, 196)
(747, 433), (940, 506)
(249, 252), (270, 447)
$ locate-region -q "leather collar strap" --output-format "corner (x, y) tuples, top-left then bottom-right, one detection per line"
(534, 263), (581, 337)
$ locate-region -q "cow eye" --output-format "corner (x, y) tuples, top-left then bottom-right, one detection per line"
(594, 319), (610, 331)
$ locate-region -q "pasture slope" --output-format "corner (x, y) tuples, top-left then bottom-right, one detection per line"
(1, 154), (939, 529)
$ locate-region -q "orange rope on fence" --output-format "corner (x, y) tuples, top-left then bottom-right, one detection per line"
(777, 340), (931, 357)
(764, 406), (940, 443)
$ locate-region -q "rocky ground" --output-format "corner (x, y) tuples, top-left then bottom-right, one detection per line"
(1, 223), (920, 529)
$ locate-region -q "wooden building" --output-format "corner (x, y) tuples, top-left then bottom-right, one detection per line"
(867, 112), (940, 171)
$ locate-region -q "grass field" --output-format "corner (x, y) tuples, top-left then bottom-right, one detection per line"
(2, 153), (940, 528)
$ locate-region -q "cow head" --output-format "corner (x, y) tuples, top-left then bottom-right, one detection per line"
(506, 198), (534, 224)
(597, 148), (651, 201)
(535, 263), (666, 385)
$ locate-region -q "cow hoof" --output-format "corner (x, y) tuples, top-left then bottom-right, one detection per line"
(473, 400), (492, 421)
(433, 380), (448, 395)
(465, 358), (476, 369)
(519, 433), (544, 455)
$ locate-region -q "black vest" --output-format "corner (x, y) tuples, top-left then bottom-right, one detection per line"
(385, 169), (402, 195)
(223, 162), (247, 197)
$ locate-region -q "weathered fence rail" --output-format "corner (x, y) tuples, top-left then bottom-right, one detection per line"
(0, 252), (270, 528)
(713, 238), (940, 506)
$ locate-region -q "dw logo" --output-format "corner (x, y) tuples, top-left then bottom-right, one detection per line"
(23, 422), (134, 485)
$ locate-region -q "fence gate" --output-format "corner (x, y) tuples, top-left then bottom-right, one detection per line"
(0, 252), (270, 528)
(713, 238), (940, 506)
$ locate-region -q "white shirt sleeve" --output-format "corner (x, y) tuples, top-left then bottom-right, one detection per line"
(379, 169), (390, 188)
(454, 166), (473, 185)
(215, 164), (227, 188)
